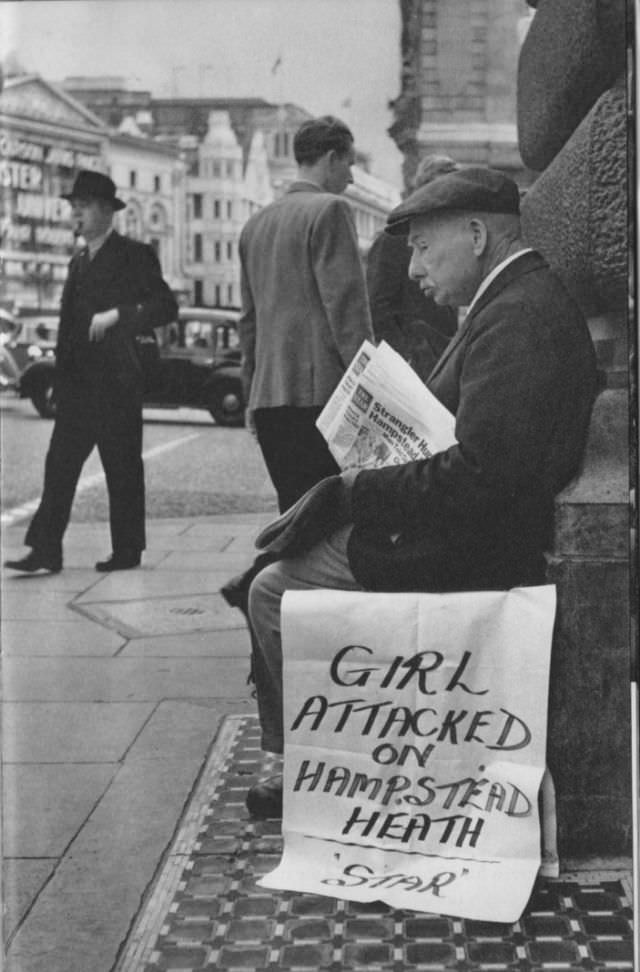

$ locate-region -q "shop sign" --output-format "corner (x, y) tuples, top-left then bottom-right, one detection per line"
(0, 133), (101, 266)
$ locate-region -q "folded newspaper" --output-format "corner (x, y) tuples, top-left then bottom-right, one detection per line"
(316, 339), (457, 471)
(254, 341), (457, 554)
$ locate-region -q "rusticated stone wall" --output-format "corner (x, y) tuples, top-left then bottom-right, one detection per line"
(518, 0), (632, 857)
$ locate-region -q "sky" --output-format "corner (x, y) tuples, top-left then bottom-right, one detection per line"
(0, 0), (405, 187)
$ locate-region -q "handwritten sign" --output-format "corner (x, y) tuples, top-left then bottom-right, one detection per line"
(259, 586), (556, 922)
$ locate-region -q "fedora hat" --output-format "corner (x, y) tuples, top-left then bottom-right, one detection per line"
(61, 170), (126, 211)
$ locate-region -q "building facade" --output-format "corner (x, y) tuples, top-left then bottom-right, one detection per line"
(389, 0), (535, 189)
(181, 111), (248, 308)
(106, 125), (187, 298)
(0, 74), (106, 312)
(65, 83), (401, 273)
(2, 73), (400, 314)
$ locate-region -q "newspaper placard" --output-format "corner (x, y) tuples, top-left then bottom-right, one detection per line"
(317, 340), (457, 471)
(259, 586), (556, 922)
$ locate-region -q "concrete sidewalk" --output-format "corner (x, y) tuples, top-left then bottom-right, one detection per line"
(0, 515), (635, 972)
(1, 513), (262, 972)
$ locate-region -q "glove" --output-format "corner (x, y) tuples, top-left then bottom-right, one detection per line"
(255, 475), (352, 558)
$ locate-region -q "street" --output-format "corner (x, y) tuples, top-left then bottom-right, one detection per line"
(0, 395), (278, 528)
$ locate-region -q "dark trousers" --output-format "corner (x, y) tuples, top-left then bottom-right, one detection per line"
(253, 406), (340, 513)
(25, 409), (145, 559)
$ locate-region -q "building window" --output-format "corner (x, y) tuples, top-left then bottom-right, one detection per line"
(214, 199), (221, 219)
(194, 233), (203, 262)
(227, 284), (233, 305)
(214, 284), (221, 306)
(154, 174), (161, 192)
(283, 131), (289, 156)
(213, 161), (221, 178)
(226, 241), (233, 261)
(194, 279), (203, 305)
(150, 237), (160, 255)
(214, 241), (221, 262)
(226, 200), (232, 219)
(125, 207), (142, 240)
(129, 170), (136, 188)
(192, 193), (202, 218)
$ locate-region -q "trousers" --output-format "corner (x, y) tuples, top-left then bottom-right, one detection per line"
(247, 525), (363, 754)
(25, 407), (145, 559)
(253, 406), (340, 513)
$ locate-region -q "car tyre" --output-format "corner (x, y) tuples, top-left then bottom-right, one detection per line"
(32, 378), (57, 419)
(208, 379), (245, 427)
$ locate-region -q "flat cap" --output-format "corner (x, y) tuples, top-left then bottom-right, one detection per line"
(386, 166), (520, 235)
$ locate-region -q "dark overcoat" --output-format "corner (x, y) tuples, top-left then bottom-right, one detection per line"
(56, 231), (177, 426)
(347, 251), (598, 592)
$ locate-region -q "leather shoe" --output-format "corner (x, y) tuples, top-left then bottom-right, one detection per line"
(246, 773), (283, 819)
(221, 554), (276, 617)
(4, 550), (62, 573)
(95, 552), (141, 572)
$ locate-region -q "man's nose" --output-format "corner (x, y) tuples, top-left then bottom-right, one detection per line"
(408, 250), (423, 280)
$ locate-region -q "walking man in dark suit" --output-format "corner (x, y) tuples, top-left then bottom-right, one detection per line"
(241, 166), (598, 818)
(5, 170), (177, 574)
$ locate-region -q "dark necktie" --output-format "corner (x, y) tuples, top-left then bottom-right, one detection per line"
(75, 248), (90, 280)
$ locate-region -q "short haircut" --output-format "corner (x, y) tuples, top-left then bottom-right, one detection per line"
(293, 115), (354, 166)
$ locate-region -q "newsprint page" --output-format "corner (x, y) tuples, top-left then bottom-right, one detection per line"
(0, 1), (637, 970)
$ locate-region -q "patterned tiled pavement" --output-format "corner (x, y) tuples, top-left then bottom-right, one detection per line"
(116, 716), (635, 972)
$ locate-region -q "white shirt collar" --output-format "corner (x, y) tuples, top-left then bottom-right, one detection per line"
(465, 248), (533, 317)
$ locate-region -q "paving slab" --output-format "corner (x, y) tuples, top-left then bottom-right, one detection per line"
(2, 860), (56, 942)
(155, 549), (254, 571)
(76, 568), (235, 602)
(1, 618), (126, 656)
(0, 588), (81, 621)
(75, 591), (245, 636)
(119, 627), (251, 659)
(1, 701), (155, 761)
(3, 702), (230, 972)
(1, 657), (251, 702)
(0, 566), (100, 593)
(2, 763), (115, 856)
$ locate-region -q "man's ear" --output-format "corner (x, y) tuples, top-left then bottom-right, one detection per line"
(469, 218), (488, 256)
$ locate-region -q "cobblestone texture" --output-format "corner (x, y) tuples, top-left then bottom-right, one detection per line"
(117, 716), (635, 972)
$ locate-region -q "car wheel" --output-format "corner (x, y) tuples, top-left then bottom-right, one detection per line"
(208, 379), (245, 427)
(32, 378), (57, 418)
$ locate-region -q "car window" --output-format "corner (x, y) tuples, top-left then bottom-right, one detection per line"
(184, 321), (216, 349)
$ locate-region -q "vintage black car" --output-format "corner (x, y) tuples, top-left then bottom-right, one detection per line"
(18, 307), (246, 427)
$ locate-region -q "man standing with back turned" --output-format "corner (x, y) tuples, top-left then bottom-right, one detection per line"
(222, 115), (373, 610)
(5, 170), (177, 574)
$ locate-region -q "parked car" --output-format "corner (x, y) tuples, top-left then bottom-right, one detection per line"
(18, 307), (246, 426)
(0, 342), (22, 393)
(2, 308), (58, 367)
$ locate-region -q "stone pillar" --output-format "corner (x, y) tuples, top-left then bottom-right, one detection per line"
(388, 0), (533, 191)
(517, 0), (632, 856)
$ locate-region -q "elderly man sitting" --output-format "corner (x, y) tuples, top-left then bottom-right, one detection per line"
(245, 166), (598, 819)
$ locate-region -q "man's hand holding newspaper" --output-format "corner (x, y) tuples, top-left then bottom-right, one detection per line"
(255, 341), (457, 557)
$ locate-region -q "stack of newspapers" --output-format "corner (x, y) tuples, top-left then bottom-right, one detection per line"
(316, 340), (457, 471)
